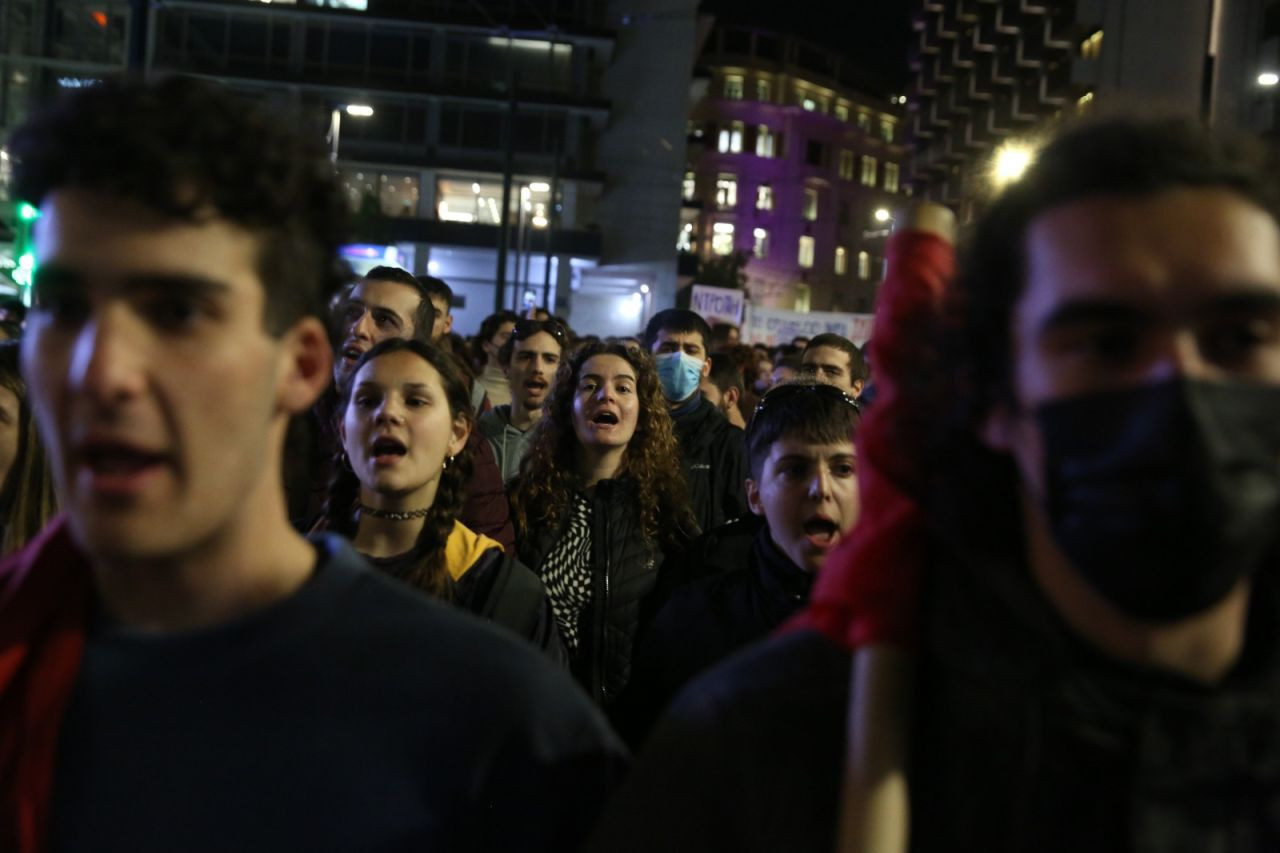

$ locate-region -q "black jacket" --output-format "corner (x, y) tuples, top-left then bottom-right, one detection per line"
(671, 395), (748, 534)
(592, 454), (1280, 852)
(616, 516), (814, 745)
(518, 478), (665, 710)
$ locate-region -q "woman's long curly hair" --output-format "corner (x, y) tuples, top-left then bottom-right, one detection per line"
(510, 341), (698, 552)
(0, 342), (56, 555)
(323, 338), (474, 599)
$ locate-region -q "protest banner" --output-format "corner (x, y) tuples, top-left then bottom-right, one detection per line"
(689, 284), (745, 326)
(742, 306), (874, 347)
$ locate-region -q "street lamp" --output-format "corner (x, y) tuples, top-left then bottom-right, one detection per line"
(991, 141), (1035, 188)
(329, 103), (374, 163)
(1259, 72), (1279, 87)
(873, 207), (892, 223)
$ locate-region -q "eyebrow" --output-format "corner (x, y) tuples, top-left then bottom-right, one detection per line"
(1039, 288), (1280, 336)
(34, 263), (233, 300)
(580, 372), (636, 383)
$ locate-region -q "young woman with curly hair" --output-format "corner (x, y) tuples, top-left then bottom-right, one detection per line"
(324, 338), (562, 659)
(511, 341), (699, 708)
(0, 341), (57, 555)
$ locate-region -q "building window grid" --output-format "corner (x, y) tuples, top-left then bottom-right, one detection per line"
(753, 227), (769, 259)
(719, 121), (744, 153)
(756, 125), (775, 158)
(1081, 30), (1103, 59)
(884, 162), (900, 193)
(860, 155), (878, 187)
(839, 149), (854, 180)
(716, 174), (738, 209)
(857, 112), (871, 132)
(834, 103), (849, 122)
(682, 170), (696, 201)
(803, 187), (819, 222)
(835, 246), (848, 276)
(712, 222), (736, 255)
(858, 250), (871, 280)
(756, 78), (771, 102)
(880, 119), (894, 143)
(724, 74), (744, 99)
(798, 235), (815, 269)
(756, 183), (774, 211)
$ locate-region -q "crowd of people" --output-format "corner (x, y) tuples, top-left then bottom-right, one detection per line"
(4, 74), (1280, 852)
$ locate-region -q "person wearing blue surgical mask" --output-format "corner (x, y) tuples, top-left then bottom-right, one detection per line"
(643, 309), (748, 538)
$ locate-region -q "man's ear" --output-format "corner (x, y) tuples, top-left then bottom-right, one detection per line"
(277, 316), (333, 415)
(745, 478), (765, 517)
(699, 355), (712, 380)
(851, 379), (865, 397)
(724, 386), (741, 410)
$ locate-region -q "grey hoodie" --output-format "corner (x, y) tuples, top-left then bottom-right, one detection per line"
(477, 404), (535, 483)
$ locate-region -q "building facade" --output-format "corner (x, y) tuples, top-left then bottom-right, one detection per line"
(908, 0), (1280, 217)
(684, 26), (906, 314)
(0, 0), (700, 335)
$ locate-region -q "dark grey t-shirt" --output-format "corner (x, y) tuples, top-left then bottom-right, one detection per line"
(48, 535), (624, 852)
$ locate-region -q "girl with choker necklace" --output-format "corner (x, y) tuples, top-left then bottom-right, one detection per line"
(323, 338), (563, 661)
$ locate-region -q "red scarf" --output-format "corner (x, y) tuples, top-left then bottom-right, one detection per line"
(789, 230), (955, 650)
(0, 516), (91, 853)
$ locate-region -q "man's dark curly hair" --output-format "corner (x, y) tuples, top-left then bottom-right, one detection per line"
(7, 75), (351, 336)
(945, 115), (1280, 432)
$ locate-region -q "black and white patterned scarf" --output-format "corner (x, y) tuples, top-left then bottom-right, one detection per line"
(540, 493), (593, 653)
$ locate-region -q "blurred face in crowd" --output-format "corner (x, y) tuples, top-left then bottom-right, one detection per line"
(771, 363), (797, 386)
(334, 278), (422, 383)
(572, 354), (639, 450)
(428, 294), (452, 342)
(24, 189), (328, 562)
(747, 432), (859, 573)
(508, 331), (562, 414)
(483, 320), (517, 369)
(984, 188), (1280, 496)
(0, 384), (20, 490)
(341, 348), (468, 510)
(802, 345), (862, 395)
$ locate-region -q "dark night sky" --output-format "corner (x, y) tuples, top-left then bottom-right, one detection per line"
(697, 0), (916, 96)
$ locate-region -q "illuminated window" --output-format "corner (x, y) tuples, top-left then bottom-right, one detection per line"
(682, 170), (696, 201)
(857, 112), (871, 132)
(724, 75), (744, 100)
(1078, 90), (1095, 110)
(834, 103), (849, 122)
(860, 155), (878, 187)
(817, 97), (829, 114)
(798, 235), (815, 269)
(884, 162), (900, 193)
(839, 149), (854, 180)
(718, 121), (744, 153)
(835, 246), (848, 275)
(756, 183), (774, 211)
(753, 227), (769, 259)
(858, 250), (871, 280)
(712, 222), (735, 255)
(756, 78), (771, 102)
(880, 119), (895, 143)
(803, 188), (819, 221)
(1081, 30), (1103, 59)
(677, 222), (695, 252)
(716, 174), (738, 209)
(756, 125), (775, 158)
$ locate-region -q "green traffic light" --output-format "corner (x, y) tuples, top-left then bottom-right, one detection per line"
(17, 202), (39, 222)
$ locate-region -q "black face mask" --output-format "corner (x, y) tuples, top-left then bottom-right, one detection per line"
(1035, 378), (1280, 623)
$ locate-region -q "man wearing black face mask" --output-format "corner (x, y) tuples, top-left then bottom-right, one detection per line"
(592, 117), (1280, 852)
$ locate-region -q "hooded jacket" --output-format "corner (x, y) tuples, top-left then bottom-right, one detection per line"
(477, 404), (535, 484)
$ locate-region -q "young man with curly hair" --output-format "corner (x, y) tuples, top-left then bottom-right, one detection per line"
(0, 76), (622, 853)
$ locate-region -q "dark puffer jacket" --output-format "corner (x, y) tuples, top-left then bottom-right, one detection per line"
(518, 477), (665, 710)
(671, 395), (748, 534)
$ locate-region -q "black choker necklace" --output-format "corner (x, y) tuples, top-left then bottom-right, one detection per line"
(359, 504), (431, 521)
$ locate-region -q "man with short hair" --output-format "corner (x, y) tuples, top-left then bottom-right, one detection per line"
(0, 77), (622, 853)
(643, 308), (748, 533)
(332, 265), (435, 384)
(709, 322), (740, 352)
(596, 117), (1280, 850)
(478, 318), (566, 482)
(800, 332), (868, 397)
(699, 352), (746, 429)
(617, 381), (859, 744)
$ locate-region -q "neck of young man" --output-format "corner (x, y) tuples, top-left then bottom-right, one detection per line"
(667, 389), (699, 413)
(1021, 493), (1250, 685)
(510, 398), (543, 431)
(89, 463), (317, 634)
(577, 443), (627, 489)
(353, 482), (439, 558)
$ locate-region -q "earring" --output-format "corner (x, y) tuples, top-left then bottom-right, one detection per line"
(443, 455), (454, 471)
(340, 451), (354, 472)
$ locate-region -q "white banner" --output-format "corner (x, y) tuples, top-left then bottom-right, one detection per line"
(742, 306), (874, 347)
(689, 284), (745, 326)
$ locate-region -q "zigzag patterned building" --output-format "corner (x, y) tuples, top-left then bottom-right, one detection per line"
(908, 0), (1280, 218)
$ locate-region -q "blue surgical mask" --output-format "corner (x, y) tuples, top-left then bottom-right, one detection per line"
(656, 351), (705, 402)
